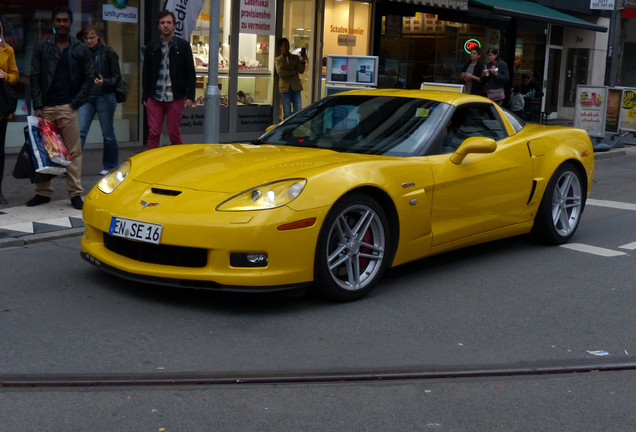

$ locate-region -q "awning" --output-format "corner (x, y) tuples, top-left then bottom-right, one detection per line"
(470, 0), (607, 32)
(389, 0), (469, 11)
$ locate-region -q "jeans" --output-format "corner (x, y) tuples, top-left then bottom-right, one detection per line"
(280, 90), (302, 119)
(146, 97), (186, 149)
(79, 92), (119, 171)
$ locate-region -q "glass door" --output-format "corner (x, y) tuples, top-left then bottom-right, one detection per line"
(281, 0), (316, 119)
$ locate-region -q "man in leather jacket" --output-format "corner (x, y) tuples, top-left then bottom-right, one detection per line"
(142, 10), (196, 150)
(28, 6), (93, 210)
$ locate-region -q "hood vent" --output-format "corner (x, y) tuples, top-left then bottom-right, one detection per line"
(151, 188), (182, 196)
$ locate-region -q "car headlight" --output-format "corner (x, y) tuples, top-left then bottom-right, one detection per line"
(217, 179), (307, 211)
(97, 160), (131, 194)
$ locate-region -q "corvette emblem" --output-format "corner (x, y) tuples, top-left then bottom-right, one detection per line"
(140, 200), (159, 208)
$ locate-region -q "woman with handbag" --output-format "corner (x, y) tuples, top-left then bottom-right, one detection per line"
(0, 20), (19, 205)
(481, 47), (509, 106)
(77, 24), (121, 176)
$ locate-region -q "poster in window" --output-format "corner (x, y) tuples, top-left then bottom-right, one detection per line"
(331, 57), (349, 82)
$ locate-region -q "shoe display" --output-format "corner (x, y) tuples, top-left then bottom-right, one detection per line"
(26, 194), (51, 207)
(71, 195), (84, 210)
(99, 169), (109, 176)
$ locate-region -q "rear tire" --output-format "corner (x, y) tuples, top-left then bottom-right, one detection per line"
(314, 193), (390, 301)
(532, 162), (585, 244)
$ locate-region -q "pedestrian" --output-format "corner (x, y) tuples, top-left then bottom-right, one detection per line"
(0, 19), (19, 205)
(481, 47), (509, 106)
(77, 24), (122, 176)
(27, 6), (93, 209)
(509, 85), (525, 118)
(142, 10), (196, 150)
(460, 47), (485, 96)
(274, 38), (307, 119)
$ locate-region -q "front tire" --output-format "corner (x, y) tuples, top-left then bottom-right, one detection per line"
(314, 194), (391, 301)
(532, 162), (585, 244)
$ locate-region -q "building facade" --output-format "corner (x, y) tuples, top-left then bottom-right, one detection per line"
(0, 0), (614, 152)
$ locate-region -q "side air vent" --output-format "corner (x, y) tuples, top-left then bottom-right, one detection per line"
(527, 180), (537, 204)
(152, 188), (182, 196)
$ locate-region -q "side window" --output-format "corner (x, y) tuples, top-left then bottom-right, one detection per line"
(441, 105), (506, 153)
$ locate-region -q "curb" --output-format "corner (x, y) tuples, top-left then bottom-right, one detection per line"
(0, 227), (85, 249)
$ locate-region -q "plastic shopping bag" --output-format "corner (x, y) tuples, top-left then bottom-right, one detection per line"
(37, 117), (72, 166)
(25, 115), (66, 176)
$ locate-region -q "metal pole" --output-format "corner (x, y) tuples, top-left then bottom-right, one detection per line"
(204, 0), (220, 143)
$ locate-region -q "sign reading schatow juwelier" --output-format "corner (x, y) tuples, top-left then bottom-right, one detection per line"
(103, 0), (139, 23)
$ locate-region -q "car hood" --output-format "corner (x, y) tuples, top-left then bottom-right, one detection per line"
(132, 143), (360, 193)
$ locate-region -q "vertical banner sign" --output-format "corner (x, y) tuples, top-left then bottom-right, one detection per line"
(618, 88), (636, 132)
(605, 88), (623, 133)
(573, 85), (608, 138)
(163, 0), (205, 40)
(240, 0), (275, 35)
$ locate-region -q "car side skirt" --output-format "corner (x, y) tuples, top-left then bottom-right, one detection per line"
(428, 221), (535, 257)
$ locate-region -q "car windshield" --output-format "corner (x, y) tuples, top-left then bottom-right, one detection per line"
(259, 95), (449, 156)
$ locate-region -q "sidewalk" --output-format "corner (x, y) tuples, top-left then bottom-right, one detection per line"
(0, 144), (143, 248)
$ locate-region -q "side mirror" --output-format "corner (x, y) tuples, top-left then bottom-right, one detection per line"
(450, 137), (497, 164)
(265, 124), (277, 132)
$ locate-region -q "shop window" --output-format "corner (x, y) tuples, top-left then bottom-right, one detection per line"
(378, 12), (498, 90)
(1, 2), (141, 150)
(282, 0), (315, 115)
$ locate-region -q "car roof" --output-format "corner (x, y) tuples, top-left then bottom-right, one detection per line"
(333, 88), (490, 106)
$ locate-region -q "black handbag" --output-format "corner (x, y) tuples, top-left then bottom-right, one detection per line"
(115, 75), (127, 103)
(0, 80), (17, 117)
(12, 141), (34, 180)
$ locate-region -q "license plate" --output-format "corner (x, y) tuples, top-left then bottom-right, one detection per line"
(109, 217), (163, 245)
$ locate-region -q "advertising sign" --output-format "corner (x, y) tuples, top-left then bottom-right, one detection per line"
(163, 0), (205, 39)
(573, 85), (608, 138)
(618, 88), (636, 132)
(326, 55), (379, 87)
(240, 0), (275, 35)
(605, 88), (623, 133)
(103, 4), (139, 23)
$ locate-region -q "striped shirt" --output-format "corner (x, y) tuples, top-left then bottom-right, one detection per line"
(154, 40), (174, 101)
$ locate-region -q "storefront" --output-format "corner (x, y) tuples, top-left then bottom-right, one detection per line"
(373, 0), (608, 120)
(1, 0), (375, 150)
(165, 0), (373, 143)
(1, 0), (141, 152)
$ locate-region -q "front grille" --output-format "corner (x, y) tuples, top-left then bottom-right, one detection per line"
(104, 233), (207, 268)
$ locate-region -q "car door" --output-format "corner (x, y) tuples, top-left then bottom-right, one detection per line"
(428, 103), (534, 246)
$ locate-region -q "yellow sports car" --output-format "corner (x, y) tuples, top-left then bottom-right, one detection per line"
(81, 89), (594, 301)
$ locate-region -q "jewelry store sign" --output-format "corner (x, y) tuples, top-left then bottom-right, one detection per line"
(240, 0), (275, 35)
